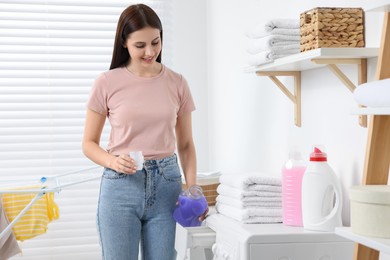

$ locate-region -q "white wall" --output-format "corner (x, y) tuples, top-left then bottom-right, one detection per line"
(171, 0), (209, 172)
(204, 0), (389, 259)
(170, 0), (388, 256)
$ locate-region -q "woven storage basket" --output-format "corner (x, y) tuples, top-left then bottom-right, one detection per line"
(201, 183), (219, 206)
(300, 7), (364, 52)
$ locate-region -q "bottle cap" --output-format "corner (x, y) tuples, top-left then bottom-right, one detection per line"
(188, 185), (204, 199)
(310, 145), (327, 162)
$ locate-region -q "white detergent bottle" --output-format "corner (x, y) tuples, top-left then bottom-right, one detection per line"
(301, 145), (343, 231)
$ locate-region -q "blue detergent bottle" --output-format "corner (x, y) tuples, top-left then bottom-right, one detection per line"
(173, 185), (208, 227)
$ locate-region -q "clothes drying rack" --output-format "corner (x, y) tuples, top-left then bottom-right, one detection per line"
(0, 165), (102, 240)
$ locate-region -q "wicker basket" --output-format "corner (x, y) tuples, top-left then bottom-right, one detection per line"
(300, 7), (365, 52)
(201, 183), (219, 206)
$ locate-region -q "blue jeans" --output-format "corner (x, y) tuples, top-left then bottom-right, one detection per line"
(97, 154), (182, 260)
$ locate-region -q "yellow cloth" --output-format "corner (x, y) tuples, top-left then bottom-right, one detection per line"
(1, 187), (59, 241)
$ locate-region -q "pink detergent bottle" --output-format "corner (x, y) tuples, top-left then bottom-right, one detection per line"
(282, 151), (306, 226)
(173, 185), (208, 227)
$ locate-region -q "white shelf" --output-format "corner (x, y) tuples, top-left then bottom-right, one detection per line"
(351, 107), (390, 115)
(336, 227), (390, 255)
(245, 48), (378, 72)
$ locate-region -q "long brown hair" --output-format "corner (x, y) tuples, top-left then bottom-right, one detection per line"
(110, 4), (163, 70)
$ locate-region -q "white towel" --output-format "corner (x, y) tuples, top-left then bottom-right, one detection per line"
(244, 216), (283, 224)
(246, 27), (300, 39)
(353, 78), (390, 107)
(245, 184), (282, 192)
(216, 195), (282, 208)
(242, 195), (281, 203)
(245, 37), (300, 54)
(219, 173), (282, 190)
(219, 173), (282, 192)
(247, 48), (300, 66)
(247, 52), (274, 66)
(197, 171), (221, 178)
(217, 184), (282, 200)
(216, 203), (282, 223)
(265, 19), (300, 31)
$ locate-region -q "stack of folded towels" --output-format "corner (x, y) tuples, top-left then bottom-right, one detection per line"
(245, 19), (301, 67)
(215, 173), (282, 224)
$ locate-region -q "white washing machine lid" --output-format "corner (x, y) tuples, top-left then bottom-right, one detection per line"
(206, 213), (350, 244)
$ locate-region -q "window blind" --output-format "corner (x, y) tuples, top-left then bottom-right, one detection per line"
(0, 1), (172, 259)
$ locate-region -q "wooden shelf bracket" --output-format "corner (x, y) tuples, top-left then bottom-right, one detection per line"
(311, 58), (368, 127)
(256, 71), (301, 127)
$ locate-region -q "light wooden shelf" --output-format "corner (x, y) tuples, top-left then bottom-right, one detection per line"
(250, 48), (378, 127)
(336, 227), (390, 255)
(245, 48), (378, 72)
(351, 107), (390, 115)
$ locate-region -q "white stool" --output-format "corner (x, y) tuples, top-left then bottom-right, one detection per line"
(175, 223), (216, 260)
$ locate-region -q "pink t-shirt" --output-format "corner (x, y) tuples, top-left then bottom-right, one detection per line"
(87, 65), (195, 160)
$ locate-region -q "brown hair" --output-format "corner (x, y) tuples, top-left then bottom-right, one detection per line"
(110, 4), (163, 70)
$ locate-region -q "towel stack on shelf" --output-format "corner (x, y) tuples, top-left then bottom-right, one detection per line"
(215, 173), (282, 224)
(245, 19), (301, 66)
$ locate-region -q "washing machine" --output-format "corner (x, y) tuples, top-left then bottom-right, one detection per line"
(206, 213), (354, 260)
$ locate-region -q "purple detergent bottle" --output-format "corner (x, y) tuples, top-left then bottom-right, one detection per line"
(173, 185), (208, 227)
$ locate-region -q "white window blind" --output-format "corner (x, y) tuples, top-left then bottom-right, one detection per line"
(0, 1), (172, 259)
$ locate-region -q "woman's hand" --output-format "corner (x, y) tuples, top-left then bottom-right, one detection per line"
(110, 154), (138, 174)
(198, 207), (209, 222)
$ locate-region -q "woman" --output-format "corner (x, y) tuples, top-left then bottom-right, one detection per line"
(82, 4), (206, 260)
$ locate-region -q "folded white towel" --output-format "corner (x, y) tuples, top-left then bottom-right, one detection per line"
(219, 173), (282, 190)
(245, 183), (281, 193)
(247, 53), (273, 66)
(353, 78), (390, 107)
(246, 27), (300, 39)
(242, 195), (281, 203)
(216, 203), (282, 223)
(217, 184), (282, 200)
(197, 171), (221, 178)
(265, 19), (300, 31)
(219, 174), (282, 192)
(247, 48), (300, 66)
(244, 216), (283, 224)
(216, 195), (282, 208)
(245, 37), (300, 54)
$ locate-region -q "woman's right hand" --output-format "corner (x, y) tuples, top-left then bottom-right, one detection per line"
(110, 154), (138, 174)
